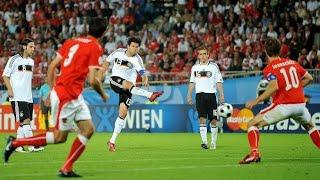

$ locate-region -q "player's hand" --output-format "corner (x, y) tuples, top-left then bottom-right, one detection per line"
(7, 90), (14, 98)
(187, 96), (192, 105)
(245, 99), (258, 109)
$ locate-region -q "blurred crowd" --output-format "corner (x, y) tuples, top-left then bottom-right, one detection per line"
(0, 0), (320, 87)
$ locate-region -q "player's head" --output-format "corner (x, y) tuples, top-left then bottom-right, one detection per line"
(21, 38), (35, 57)
(197, 46), (209, 63)
(127, 37), (141, 56)
(88, 17), (106, 38)
(264, 38), (280, 58)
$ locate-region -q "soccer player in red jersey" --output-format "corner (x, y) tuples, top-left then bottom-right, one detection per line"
(4, 17), (108, 177)
(239, 38), (320, 164)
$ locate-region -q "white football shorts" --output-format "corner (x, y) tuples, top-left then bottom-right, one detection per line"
(260, 103), (311, 125)
(50, 89), (92, 131)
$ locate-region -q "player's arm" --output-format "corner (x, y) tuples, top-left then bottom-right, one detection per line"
(187, 67), (195, 105)
(301, 72), (313, 88)
(136, 56), (149, 88)
(2, 76), (13, 98)
(2, 58), (14, 98)
(215, 65), (224, 104)
(187, 82), (195, 105)
(97, 61), (110, 82)
(88, 67), (109, 102)
(246, 79), (278, 109)
(141, 73), (149, 88)
(47, 55), (62, 89)
(216, 82), (225, 104)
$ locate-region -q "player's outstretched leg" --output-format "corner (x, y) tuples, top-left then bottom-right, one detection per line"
(239, 126), (261, 164)
(129, 85), (163, 102)
(3, 132), (54, 163)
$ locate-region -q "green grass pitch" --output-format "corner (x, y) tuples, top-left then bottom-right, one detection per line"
(0, 133), (319, 179)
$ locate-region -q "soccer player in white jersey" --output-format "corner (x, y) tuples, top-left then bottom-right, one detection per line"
(2, 38), (44, 152)
(187, 46), (225, 150)
(101, 37), (163, 152)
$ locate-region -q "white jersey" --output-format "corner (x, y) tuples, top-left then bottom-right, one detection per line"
(106, 48), (145, 85)
(2, 54), (34, 103)
(190, 61), (223, 94)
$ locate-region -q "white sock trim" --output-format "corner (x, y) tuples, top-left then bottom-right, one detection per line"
(78, 134), (88, 145)
(46, 132), (54, 144)
(308, 127), (318, 134)
(248, 126), (259, 132)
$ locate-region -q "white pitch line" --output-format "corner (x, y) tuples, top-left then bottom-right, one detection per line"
(2, 163), (320, 177)
(2, 157), (320, 166)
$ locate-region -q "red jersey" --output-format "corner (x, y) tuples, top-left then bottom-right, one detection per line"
(55, 36), (103, 100)
(263, 58), (307, 104)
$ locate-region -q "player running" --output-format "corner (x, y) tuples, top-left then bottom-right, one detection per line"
(239, 38), (320, 164)
(3, 17), (108, 177)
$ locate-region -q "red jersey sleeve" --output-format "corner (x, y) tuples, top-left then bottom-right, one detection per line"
(57, 40), (70, 59)
(88, 42), (103, 68)
(295, 62), (307, 78)
(263, 65), (277, 81)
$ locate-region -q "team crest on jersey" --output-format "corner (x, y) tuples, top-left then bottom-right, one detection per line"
(195, 71), (212, 78)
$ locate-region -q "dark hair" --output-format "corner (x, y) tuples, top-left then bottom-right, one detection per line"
(197, 45), (208, 52)
(127, 37), (141, 46)
(21, 38), (34, 46)
(88, 17), (106, 38)
(265, 38), (280, 57)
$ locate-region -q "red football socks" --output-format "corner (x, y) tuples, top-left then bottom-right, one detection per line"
(247, 126), (260, 153)
(12, 133), (47, 148)
(309, 128), (320, 148)
(61, 137), (86, 172)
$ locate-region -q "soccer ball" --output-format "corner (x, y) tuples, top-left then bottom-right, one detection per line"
(217, 103), (233, 118)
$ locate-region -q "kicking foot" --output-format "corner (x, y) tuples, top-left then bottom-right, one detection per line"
(239, 152), (261, 164)
(58, 170), (82, 178)
(149, 91), (164, 102)
(107, 141), (116, 152)
(4, 136), (16, 163)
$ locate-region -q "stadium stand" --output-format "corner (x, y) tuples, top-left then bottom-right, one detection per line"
(0, 0), (319, 89)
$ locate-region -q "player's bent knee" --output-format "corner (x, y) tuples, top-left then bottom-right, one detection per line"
(54, 134), (68, 144)
(301, 122), (314, 131)
(78, 122), (95, 139)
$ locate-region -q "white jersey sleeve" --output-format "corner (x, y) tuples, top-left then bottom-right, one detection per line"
(189, 66), (195, 83)
(106, 52), (115, 63)
(2, 55), (17, 77)
(134, 55), (145, 74)
(213, 63), (223, 83)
